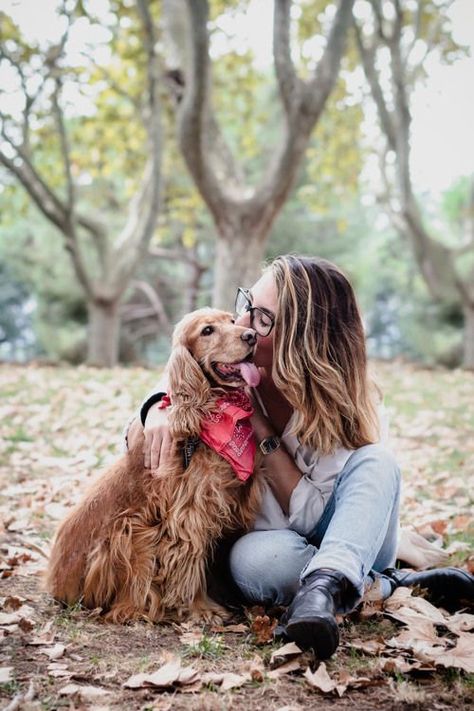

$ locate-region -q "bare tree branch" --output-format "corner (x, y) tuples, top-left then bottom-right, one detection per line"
(305, 0), (356, 113)
(177, 0), (230, 219)
(273, 0), (302, 115)
(130, 279), (172, 332)
(247, 0), (355, 223)
(353, 20), (397, 150)
(111, 0), (162, 291)
(51, 80), (75, 211)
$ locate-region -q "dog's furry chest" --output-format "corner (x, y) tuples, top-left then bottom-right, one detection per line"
(146, 444), (245, 535)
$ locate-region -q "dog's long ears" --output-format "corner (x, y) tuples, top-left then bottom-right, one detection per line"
(167, 344), (211, 438)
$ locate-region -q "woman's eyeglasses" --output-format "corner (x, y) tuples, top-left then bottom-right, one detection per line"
(234, 287), (275, 337)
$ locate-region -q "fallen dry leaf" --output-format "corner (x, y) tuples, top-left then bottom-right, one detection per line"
(0, 611), (23, 625)
(384, 587), (446, 626)
(178, 629), (203, 646)
(47, 662), (71, 679)
(447, 612), (474, 633)
(267, 658), (302, 679)
(202, 670), (249, 691)
(0, 604), (36, 629)
(350, 638), (386, 655)
(0, 666), (13, 683)
(270, 641), (302, 666)
(250, 614), (277, 644)
(379, 656), (427, 674)
(18, 617), (35, 632)
(41, 643), (66, 660)
(387, 619), (439, 650)
(28, 619), (56, 646)
(59, 683), (111, 700)
(304, 663), (345, 696)
(124, 658), (199, 690)
(2, 595), (25, 611)
(426, 633), (474, 674)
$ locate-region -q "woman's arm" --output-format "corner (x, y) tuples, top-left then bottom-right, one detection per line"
(251, 400), (302, 515)
(126, 371), (174, 472)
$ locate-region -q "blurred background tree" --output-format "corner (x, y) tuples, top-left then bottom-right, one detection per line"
(0, 0), (472, 368)
(353, 0), (474, 368)
(0, 0), (162, 365)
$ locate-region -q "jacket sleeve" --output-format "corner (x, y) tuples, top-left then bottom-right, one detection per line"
(287, 466), (339, 536)
(122, 372), (169, 451)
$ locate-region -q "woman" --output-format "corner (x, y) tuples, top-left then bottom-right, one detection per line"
(129, 255), (473, 659)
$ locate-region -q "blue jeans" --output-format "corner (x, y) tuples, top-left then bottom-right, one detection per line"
(230, 443), (401, 612)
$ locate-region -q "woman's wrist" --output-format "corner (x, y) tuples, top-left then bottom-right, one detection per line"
(253, 422), (275, 443)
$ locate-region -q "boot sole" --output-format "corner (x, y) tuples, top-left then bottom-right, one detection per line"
(285, 615), (339, 660)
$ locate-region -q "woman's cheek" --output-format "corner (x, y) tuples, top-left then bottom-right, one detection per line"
(255, 334), (273, 367)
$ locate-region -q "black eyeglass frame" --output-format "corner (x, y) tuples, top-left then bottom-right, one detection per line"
(234, 287), (275, 337)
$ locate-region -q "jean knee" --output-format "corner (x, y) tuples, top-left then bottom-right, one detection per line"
(229, 529), (315, 605)
(352, 443), (401, 494)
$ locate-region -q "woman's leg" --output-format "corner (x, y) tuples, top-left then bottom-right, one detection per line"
(230, 444), (401, 610)
(304, 443), (401, 611)
(229, 529), (316, 606)
(278, 443), (400, 658)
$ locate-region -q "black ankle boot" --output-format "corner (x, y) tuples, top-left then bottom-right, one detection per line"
(281, 568), (351, 660)
(384, 566), (474, 611)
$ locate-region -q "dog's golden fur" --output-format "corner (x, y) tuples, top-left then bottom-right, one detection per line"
(46, 309), (263, 623)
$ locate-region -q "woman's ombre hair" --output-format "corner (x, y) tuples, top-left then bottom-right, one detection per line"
(269, 255), (379, 454)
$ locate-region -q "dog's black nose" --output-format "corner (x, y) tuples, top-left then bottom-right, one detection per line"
(241, 329), (257, 346)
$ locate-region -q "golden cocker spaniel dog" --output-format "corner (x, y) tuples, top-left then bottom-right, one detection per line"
(46, 309), (264, 623)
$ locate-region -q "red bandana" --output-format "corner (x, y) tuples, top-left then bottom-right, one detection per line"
(200, 390), (256, 482)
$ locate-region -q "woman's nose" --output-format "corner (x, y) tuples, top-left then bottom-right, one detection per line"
(240, 329), (257, 346)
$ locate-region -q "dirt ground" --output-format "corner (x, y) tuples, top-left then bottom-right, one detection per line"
(1, 361), (473, 710)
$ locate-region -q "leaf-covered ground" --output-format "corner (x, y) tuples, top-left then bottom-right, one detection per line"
(1, 360), (473, 710)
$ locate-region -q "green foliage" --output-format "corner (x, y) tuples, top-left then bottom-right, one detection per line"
(0, 262), (34, 358)
(0, 186), (88, 360)
(442, 176), (472, 228)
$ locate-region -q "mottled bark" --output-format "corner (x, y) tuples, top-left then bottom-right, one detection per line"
(212, 230), (268, 309)
(87, 300), (121, 368)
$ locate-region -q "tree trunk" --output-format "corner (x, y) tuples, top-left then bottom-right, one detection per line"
(212, 229), (268, 309)
(463, 302), (474, 370)
(87, 299), (121, 367)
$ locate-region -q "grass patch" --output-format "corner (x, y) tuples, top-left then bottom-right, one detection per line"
(3, 426), (34, 443)
(182, 633), (225, 660)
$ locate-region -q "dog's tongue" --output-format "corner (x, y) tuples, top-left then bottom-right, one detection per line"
(239, 361), (261, 387)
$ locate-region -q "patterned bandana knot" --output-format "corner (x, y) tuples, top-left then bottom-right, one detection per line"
(199, 389), (256, 481)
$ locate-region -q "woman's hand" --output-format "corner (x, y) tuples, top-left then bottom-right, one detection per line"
(143, 404), (174, 473)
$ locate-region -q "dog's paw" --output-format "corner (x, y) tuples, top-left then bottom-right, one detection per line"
(189, 599), (232, 626)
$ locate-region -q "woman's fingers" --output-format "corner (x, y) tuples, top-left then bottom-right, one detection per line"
(149, 431), (163, 471)
(143, 429), (154, 469)
(157, 430), (174, 475)
(142, 405), (170, 471)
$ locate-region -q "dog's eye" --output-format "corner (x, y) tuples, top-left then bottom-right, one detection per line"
(201, 325), (215, 336)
